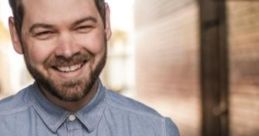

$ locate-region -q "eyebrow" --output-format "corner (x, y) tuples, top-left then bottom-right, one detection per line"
(72, 16), (97, 27)
(29, 23), (54, 34)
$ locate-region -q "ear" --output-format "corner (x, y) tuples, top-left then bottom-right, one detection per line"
(104, 3), (112, 40)
(8, 17), (23, 54)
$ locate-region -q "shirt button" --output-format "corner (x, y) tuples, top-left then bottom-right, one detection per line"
(68, 114), (76, 121)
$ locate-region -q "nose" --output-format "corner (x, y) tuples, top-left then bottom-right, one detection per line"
(55, 32), (80, 58)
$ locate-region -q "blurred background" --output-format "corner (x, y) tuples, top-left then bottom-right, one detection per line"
(0, 0), (259, 136)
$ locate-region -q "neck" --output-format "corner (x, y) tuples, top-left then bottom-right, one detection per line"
(38, 81), (99, 112)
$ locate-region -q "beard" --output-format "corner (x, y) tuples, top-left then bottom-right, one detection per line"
(23, 42), (107, 102)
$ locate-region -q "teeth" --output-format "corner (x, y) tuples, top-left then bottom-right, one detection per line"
(57, 64), (82, 72)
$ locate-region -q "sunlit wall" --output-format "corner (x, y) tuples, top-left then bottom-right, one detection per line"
(0, 0), (29, 97)
(227, 2), (259, 136)
(134, 0), (201, 136)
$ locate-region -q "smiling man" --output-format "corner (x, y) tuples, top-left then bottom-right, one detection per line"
(0, 0), (179, 135)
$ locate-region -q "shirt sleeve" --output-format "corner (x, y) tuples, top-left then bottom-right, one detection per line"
(164, 117), (180, 136)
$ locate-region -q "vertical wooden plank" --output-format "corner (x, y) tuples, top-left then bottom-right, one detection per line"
(199, 0), (229, 135)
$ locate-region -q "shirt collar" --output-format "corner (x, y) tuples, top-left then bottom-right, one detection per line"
(30, 80), (107, 133)
(76, 82), (106, 132)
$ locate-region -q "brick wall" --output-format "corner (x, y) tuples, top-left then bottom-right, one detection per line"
(227, 1), (259, 136)
(134, 0), (201, 136)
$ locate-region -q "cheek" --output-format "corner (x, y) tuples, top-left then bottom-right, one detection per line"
(76, 32), (106, 54)
(24, 40), (55, 65)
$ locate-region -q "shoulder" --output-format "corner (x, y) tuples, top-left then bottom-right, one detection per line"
(104, 90), (180, 136)
(105, 90), (161, 118)
(0, 84), (33, 115)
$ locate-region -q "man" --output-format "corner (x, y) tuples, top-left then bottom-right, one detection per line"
(0, 0), (179, 135)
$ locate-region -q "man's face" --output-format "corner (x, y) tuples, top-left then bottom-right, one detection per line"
(10, 0), (111, 101)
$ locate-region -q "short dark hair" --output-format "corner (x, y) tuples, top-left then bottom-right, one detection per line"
(9, 0), (106, 37)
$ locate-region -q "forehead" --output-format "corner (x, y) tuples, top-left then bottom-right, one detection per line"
(22, 0), (99, 24)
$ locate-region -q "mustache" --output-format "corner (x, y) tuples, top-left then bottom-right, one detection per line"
(46, 52), (92, 67)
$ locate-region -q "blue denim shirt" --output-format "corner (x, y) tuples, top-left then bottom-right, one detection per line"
(0, 82), (179, 136)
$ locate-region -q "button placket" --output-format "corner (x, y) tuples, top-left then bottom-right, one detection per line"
(68, 114), (76, 122)
(66, 114), (82, 136)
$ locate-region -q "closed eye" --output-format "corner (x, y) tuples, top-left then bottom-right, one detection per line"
(33, 31), (55, 40)
(75, 25), (94, 33)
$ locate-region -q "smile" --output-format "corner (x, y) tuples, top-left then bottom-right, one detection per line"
(55, 62), (85, 73)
